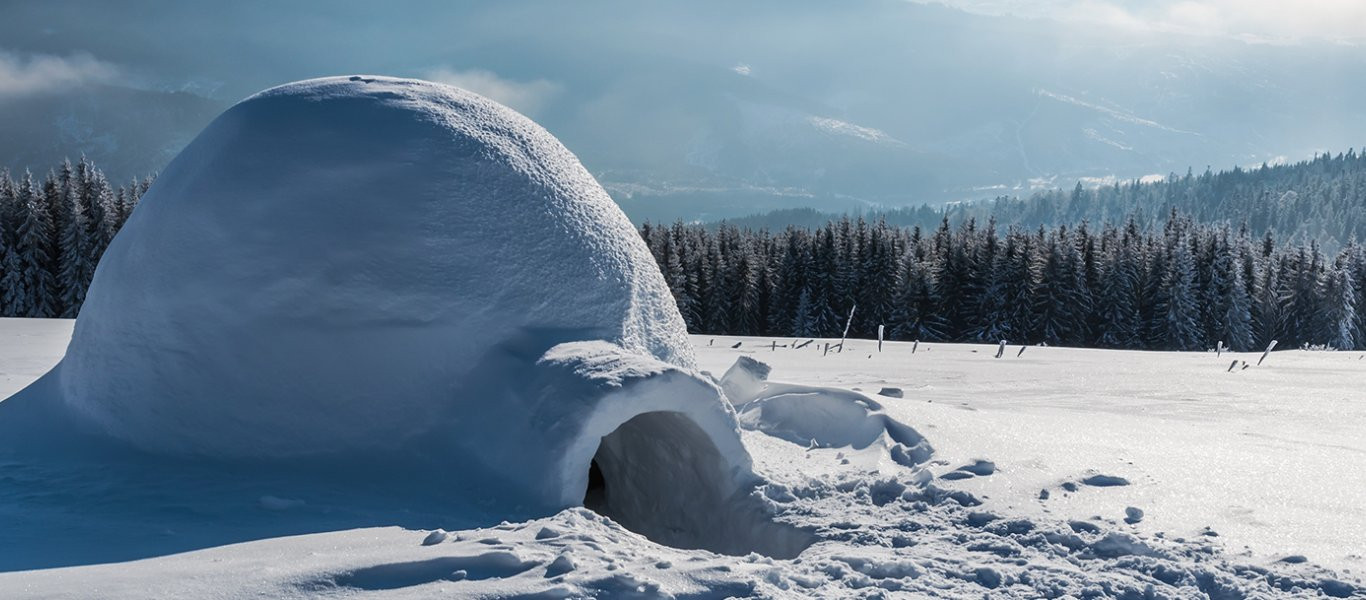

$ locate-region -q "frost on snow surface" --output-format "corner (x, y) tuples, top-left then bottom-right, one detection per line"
(0, 77), (1364, 597)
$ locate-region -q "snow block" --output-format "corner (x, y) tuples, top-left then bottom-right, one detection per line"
(719, 356), (771, 405)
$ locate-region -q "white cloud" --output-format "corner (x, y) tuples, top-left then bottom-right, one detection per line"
(422, 68), (561, 115)
(914, 0), (1366, 43)
(0, 50), (120, 98)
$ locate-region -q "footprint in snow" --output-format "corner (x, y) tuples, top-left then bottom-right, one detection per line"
(1080, 474), (1131, 487)
(939, 459), (996, 480)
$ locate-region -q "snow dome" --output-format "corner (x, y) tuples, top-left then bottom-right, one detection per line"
(4, 77), (793, 553)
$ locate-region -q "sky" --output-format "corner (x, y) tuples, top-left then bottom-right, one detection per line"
(1, 0), (1364, 220)
(915, 0), (1366, 44)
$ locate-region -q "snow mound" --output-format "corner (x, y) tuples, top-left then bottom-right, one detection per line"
(1, 77), (793, 554)
(721, 357), (933, 467)
(32, 75), (694, 458)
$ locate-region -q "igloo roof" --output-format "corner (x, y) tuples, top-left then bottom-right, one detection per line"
(52, 76), (696, 460)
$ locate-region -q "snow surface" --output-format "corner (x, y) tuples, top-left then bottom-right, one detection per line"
(2, 322), (1363, 598)
(697, 336), (1366, 575)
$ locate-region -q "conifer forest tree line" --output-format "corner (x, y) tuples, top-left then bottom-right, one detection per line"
(641, 214), (1364, 351)
(1, 154), (1363, 351)
(0, 158), (150, 319)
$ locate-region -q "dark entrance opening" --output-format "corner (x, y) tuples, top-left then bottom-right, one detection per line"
(582, 411), (815, 559)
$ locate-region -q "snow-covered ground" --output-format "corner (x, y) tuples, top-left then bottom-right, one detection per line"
(696, 334), (1366, 574)
(2, 319), (1362, 598)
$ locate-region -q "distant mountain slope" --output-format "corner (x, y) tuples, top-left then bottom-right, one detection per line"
(705, 150), (1366, 250)
(0, 84), (222, 182)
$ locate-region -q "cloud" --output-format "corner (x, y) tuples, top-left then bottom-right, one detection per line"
(914, 0), (1366, 43)
(0, 50), (121, 98)
(422, 68), (561, 115)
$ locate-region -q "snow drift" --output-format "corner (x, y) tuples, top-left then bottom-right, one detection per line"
(0, 76), (796, 554)
(720, 355), (933, 467)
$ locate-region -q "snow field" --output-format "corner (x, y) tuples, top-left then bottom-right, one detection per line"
(3, 322), (1363, 598)
(698, 334), (1366, 573)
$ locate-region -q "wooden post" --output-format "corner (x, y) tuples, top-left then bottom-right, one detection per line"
(838, 305), (856, 353)
(1258, 339), (1278, 366)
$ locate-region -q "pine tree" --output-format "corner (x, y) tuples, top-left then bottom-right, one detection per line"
(14, 171), (58, 317)
(0, 170), (22, 316)
(890, 254), (945, 341)
(58, 167), (96, 317)
(1156, 236), (1203, 350)
(1033, 229), (1088, 345)
(1319, 262), (1358, 349)
(1095, 238), (1141, 348)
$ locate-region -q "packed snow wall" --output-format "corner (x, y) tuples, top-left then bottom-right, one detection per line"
(0, 77), (789, 552)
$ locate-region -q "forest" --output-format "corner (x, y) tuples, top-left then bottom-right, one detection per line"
(641, 213), (1362, 351)
(1, 155), (1362, 351)
(0, 159), (149, 319)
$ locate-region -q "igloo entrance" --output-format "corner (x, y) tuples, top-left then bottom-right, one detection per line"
(582, 411), (815, 559)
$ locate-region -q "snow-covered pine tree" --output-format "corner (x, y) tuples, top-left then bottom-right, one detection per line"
(1207, 229), (1255, 351)
(729, 239), (763, 336)
(1095, 231), (1142, 348)
(76, 157), (116, 254)
(1156, 233), (1203, 350)
(856, 219), (900, 339)
(803, 227), (840, 337)
(15, 171), (58, 317)
(1318, 261), (1358, 349)
(58, 163), (97, 318)
(890, 251), (945, 341)
(0, 171), (21, 316)
(1032, 228), (1089, 345)
(966, 217), (1010, 342)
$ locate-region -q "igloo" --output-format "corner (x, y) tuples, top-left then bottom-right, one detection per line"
(0, 76), (810, 557)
